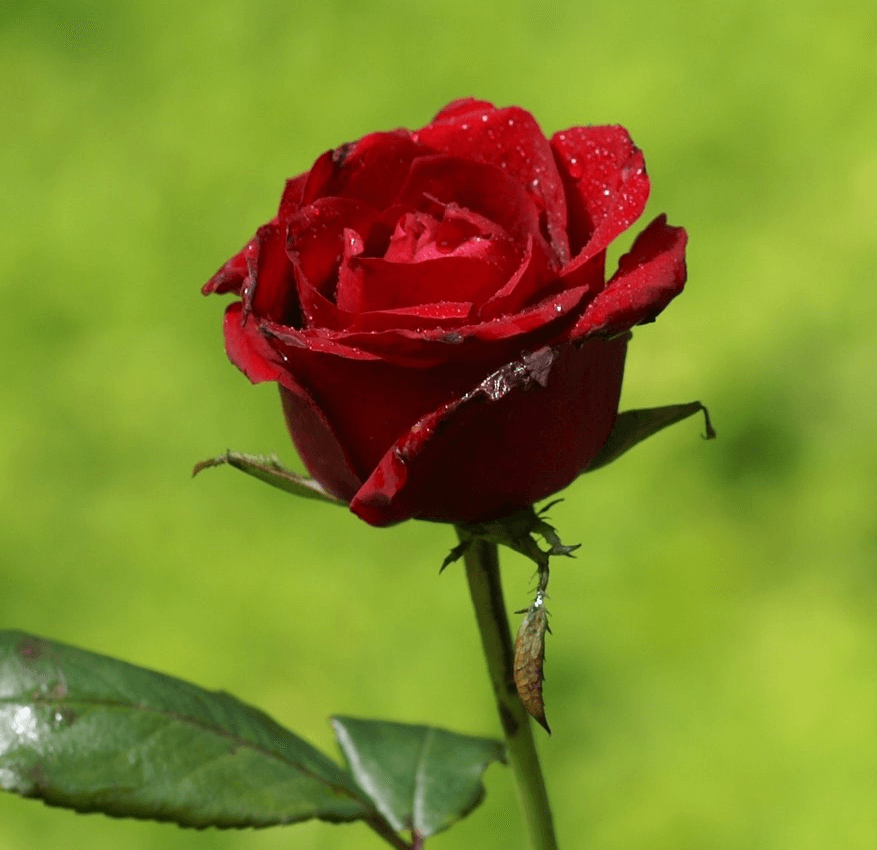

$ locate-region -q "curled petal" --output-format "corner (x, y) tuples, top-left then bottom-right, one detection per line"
(202, 231), (262, 297)
(552, 126), (650, 271)
(574, 215), (687, 338)
(222, 302), (287, 385)
(242, 221), (301, 325)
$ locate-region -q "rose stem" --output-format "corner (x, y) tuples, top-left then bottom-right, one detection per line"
(457, 531), (559, 850)
(365, 814), (414, 849)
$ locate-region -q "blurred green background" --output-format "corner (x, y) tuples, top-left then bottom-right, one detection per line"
(2, 0), (875, 848)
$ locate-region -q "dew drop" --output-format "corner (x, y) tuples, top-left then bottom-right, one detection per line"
(554, 303), (563, 313)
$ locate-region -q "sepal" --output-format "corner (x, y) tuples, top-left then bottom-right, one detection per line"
(586, 401), (715, 473)
(193, 451), (345, 505)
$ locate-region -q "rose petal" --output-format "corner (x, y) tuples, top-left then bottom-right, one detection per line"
(232, 221), (302, 327)
(278, 172), (309, 219)
(273, 349), (494, 487)
(573, 215), (687, 338)
(351, 255), (508, 313)
(222, 302), (287, 384)
(351, 337), (628, 526)
(552, 125), (650, 271)
(478, 234), (557, 321)
(301, 130), (423, 209)
(394, 154), (542, 246)
(430, 98), (498, 122)
(412, 101), (570, 265)
(285, 197), (382, 328)
(304, 277), (592, 368)
(414, 104), (570, 265)
(279, 384), (364, 501)
(203, 233), (259, 297)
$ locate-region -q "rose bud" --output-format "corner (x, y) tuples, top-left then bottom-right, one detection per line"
(203, 99), (687, 527)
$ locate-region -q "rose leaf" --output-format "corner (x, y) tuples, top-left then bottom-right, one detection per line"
(332, 716), (505, 840)
(0, 630), (375, 829)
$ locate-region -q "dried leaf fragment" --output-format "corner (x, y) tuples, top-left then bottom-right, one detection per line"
(514, 596), (550, 733)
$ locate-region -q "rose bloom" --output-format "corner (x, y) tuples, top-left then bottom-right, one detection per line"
(204, 99), (686, 527)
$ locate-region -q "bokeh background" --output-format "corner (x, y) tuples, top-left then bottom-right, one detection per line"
(2, 1), (875, 848)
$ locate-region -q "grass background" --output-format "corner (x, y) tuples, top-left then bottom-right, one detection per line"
(2, 0), (875, 848)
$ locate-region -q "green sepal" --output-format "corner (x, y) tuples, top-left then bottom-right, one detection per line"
(586, 401), (716, 473)
(193, 451), (345, 506)
(447, 503), (577, 573)
(332, 716), (505, 840)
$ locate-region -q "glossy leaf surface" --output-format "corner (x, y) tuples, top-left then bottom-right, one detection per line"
(0, 631), (367, 829)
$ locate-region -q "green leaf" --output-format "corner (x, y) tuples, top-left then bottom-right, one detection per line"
(192, 451), (345, 506)
(0, 631), (370, 829)
(586, 401), (716, 473)
(332, 716), (505, 839)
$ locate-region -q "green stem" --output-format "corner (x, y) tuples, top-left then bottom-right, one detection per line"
(365, 814), (413, 850)
(457, 532), (559, 850)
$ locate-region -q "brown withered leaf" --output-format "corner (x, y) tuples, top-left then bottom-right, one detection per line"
(514, 598), (550, 733)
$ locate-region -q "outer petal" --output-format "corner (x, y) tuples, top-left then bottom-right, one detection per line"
(279, 384), (365, 502)
(276, 350), (493, 487)
(222, 302), (286, 384)
(243, 221), (302, 326)
(573, 215), (687, 338)
(552, 126), (650, 273)
(350, 337), (627, 526)
(202, 232), (261, 297)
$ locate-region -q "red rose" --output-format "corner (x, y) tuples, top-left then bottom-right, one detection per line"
(203, 99), (686, 527)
